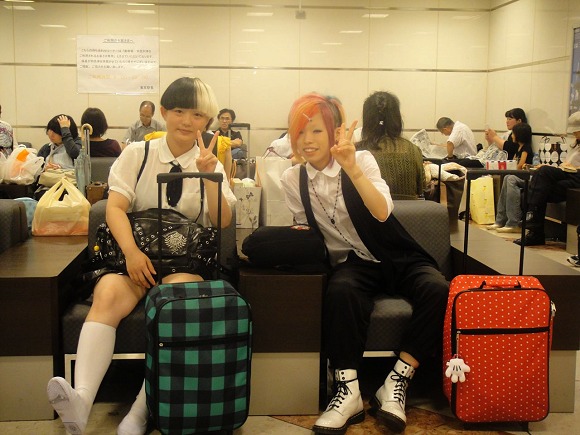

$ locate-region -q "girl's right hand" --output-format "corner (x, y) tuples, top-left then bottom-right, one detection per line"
(125, 249), (157, 288)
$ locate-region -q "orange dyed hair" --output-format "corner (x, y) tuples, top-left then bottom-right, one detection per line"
(287, 93), (345, 156)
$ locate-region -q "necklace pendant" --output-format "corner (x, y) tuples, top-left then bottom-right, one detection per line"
(331, 218), (335, 224)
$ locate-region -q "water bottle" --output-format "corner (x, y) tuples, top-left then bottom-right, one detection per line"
(532, 152), (540, 166)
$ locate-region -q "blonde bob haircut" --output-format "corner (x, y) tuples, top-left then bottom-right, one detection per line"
(160, 77), (219, 119)
(287, 93), (345, 155)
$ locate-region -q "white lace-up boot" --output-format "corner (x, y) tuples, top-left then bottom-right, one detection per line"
(312, 369), (364, 434)
(371, 358), (416, 433)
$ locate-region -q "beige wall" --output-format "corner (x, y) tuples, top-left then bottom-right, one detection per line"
(0, 0), (579, 156)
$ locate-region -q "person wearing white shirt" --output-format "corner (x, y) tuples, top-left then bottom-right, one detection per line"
(47, 77), (235, 435)
(281, 93), (448, 435)
(436, 117), (477, 158)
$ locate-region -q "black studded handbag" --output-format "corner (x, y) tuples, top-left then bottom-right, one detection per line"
(92, 208), (217, 279)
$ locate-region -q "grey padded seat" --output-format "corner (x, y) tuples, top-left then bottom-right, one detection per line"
(90, 156), (118, 183)
(62, 199), (239, 383)
(0, 199), (28, 255)
(364, 200), (452, 353)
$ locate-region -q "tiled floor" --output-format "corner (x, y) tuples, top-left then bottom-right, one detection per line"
(1, 223), (578, 434)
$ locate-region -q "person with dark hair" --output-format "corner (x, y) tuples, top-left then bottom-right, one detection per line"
(281, 93), (448, 434)
(38, 114), (81, 170)
(122, 100), (166, 147)
(81, 107), (121, 157)
(46, 77), (236, 435)
(516, 112), (580, 246)
(486, 122), (534, 233)
(215, 108), (245, 159)
(358, 91), (424, 199)
(436, 117), (477, 159)
(485, 107), (528, 159)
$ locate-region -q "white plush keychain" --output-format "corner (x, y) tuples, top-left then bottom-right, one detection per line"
(445, 355), (471, 383)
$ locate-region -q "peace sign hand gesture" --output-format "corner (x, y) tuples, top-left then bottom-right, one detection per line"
(331, 120), (358, 172)
(196, 130), (219, 173)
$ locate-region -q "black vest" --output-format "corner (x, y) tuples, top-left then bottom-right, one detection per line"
(299, 165), (437, 292)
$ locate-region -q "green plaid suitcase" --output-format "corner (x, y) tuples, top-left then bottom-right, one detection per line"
(145, 280), (252, 434)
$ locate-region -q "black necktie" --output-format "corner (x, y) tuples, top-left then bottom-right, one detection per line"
(167, 161), (182, 207)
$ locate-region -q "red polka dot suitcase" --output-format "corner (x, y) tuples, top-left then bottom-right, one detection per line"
(443, 275), (555, 423)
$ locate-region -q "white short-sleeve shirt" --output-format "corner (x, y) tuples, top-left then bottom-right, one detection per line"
(449, 121), (477, 157)
(281, 150), (394, 266)
(108, 136), (236, 227)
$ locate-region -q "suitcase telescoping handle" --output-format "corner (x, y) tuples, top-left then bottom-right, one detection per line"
(463, 169), (531, 275)
(156, 172), (224, 282)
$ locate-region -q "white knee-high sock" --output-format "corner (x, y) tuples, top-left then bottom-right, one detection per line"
(74, 321), (116, 407)
(127, 381), (149, 422)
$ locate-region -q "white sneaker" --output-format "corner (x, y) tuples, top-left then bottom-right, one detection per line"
(486, 223), (503, 230)
(47, 377), (90, 435)
(371, 359), (415, 433)
(313, 369), (364, 434)
(567, 255), (580, 267)
(117, 413), (148, 435)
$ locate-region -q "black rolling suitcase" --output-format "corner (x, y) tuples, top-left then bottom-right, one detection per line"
(145, 172), (252, 435)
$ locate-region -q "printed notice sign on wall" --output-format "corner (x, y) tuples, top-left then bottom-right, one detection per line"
(77, 35), (159, 94)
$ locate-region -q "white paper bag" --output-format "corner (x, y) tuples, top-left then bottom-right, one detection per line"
(233, 185), (261, 229)
(255, 156), (293, 226)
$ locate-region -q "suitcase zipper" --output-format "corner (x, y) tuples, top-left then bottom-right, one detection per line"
(158, 332), (249, 348)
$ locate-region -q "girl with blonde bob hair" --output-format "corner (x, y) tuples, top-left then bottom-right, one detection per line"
(47, 77), (236, 435)
(280, 92), (448, 435)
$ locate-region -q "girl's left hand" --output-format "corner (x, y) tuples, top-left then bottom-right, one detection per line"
(196, 130), (219, 173)
(331, 120), (358, 170)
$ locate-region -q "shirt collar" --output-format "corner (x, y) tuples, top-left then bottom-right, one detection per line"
(305, 158), (341, 180)
(157, 135), (199, 167)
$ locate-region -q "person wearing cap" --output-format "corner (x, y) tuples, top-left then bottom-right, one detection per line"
(515, 111), (580, 246)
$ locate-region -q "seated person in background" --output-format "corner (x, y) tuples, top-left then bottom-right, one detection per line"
(81, 107), (121, 157)
(485, 107), (528, 159)
(268, 132), (293, 158)
(358, 91), (425, 200)
(453, 108), (529, 168)
(215, 108), (245, 159)
(281, 93), (448, 434)
(266, 131), (304, 165)
(38, 114), (82, 170)
(515, 112), (580, 246)
(122, 100), (165, 148)
(436, 117), (477, 159)
(486, 122), (534, 233)
(0, 104), (17, 157)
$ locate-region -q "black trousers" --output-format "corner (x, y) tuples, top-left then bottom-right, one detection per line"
(528, 165), (580, 221)
(324, 252), (449, 370)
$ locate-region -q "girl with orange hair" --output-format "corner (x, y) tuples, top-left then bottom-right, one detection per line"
(281, 93), (449, 435)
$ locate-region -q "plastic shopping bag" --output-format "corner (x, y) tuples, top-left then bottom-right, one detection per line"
(4, 145), (44, 185)
(255, 155), (293, 226)
(32, 177), (90, 236)
(469, 176), (495, 224)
